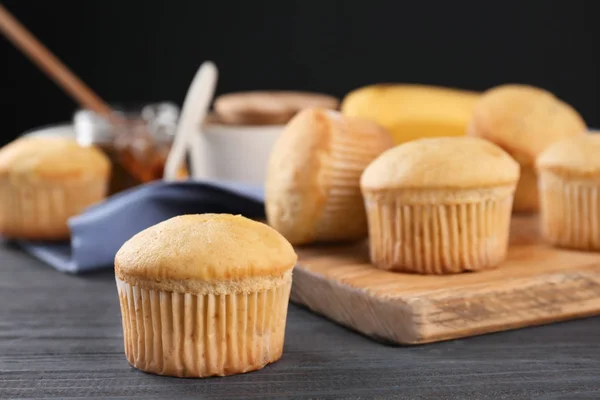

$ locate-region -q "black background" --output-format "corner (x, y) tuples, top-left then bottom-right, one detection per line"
(1, 0), (598, 145)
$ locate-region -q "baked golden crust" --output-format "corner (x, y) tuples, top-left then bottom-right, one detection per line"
(0, 136), (110, 182)
(213, 91), (339, 125)
(467, 84), (586, 166)
(361, 136), (517, 273)
(360, 137), (520, 191)
(537, 134), (600, 250)
(0, 136), (110, 240)
(114, 214), (297, 287)
(537, 134), (600, 178)
(265, 108), (394, 245)
(114, 214), (295, 378)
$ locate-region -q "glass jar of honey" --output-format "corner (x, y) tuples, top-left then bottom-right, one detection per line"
(74, 102), (187, 195)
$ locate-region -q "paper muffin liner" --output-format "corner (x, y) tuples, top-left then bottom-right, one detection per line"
(314, 116), (393, 241)
(116, 276), (292, 378)
(363, 187), (515, 274)
(0, 178), (107, 240)
(539, 171), (600, 250)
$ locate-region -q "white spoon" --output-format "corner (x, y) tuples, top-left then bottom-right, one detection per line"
(163, 60), (218, 181)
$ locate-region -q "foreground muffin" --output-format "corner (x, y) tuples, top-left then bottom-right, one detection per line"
(0, 136), (110, 240)
(467, 84), (586, 212)
(265, 108), (394, 245)
(361, 137), (520, 274)
(114, 214), (297, 377)
(537, 134), (600, 250)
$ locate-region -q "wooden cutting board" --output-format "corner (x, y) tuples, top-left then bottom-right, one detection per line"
(290, 215), (600, 345)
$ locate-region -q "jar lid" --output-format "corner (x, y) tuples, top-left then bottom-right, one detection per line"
(73, 109), (113, 146)
(73, 102), (180, 146)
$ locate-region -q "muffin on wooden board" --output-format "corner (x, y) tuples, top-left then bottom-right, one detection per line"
(213, 91), (339, 125)
(537, 134), (600, 250)
(114, 214), (297, 378)
(0, 136), (110, 240)
(361, 137), (520, 274)
(467, 84), (587, 213)
(265, 108), (394, 245)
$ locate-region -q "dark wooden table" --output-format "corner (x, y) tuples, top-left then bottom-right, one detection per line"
(1, 245), (600, 400)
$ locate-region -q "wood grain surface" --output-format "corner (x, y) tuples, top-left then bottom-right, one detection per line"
(1, 242), (600, 399)
(292, 215), (600, 345)
(0, 247), (600, 400)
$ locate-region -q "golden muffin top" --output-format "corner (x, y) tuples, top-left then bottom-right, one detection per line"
(0, 136), (110, 182)
(537, 134), (600, 178)
(115, 214), (297, 285)
(361, 137), (520, 190)
(467, 84), (586, 166)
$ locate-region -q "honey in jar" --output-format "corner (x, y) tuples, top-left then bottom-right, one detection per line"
(74, 103), (187, 195)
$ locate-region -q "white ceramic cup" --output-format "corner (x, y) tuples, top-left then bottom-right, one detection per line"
(194, 123), (284, 186)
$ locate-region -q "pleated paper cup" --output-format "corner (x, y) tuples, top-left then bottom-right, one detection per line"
(363, 186), (515, 274)
(539, 171), (600, 250)
(0, 178), (107, 240)
(314, 117), (395, 241)
(265, 108), (394, 245)
(116, 272), (292, 378)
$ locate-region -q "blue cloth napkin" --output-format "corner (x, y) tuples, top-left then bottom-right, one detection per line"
(17, 180), (266, 273)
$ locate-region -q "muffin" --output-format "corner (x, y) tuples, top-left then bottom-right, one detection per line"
(467, 84), (586, 213)
(537, 134), (600, 250)
(213, 91), (340, 125)
(114, 214), (297, 377)
(361, 137), (520, 274)
(0, 136), (110, 240)
(265, 108), (394, 245)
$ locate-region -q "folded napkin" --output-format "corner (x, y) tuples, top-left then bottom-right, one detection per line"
(17, 180), (266, 273)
